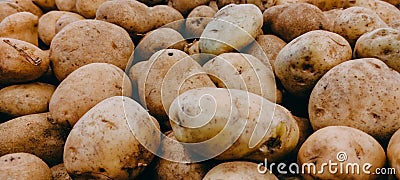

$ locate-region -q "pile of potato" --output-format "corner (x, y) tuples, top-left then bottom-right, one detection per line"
(1, 0), (400, 179)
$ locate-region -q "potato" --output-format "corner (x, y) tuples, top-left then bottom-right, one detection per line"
(298, 0), (356, 10)
(199, 4), (263, 55)
(55, 0), (77, 12)
(203, 161), (278, 180)
(351, 0), (400, 26)
(0, 12), (38, 46)
(75, 0), (107, 18)
(54, 13), (85, 33)
(274, 30), (352, 98)
(50, 20), (134, 80)
(263, 3), (329, 42)
(38, 11), (82, 46)
(381, 0), (400, 6)
(0, 38), (49, 84)
(9, 0), (43, 17)
(323, 9), (343, 32)
(169, 0), (210, 16)
(64, 96), (161, 179)
(218, 0), (278, 11)
(0, 82), (55, 117)
(96, 0), (154, 34)
(169, 88), (299, 160)
(202, 53), (278, 103)
(49, 63), (132, 127)
(298, 126), (386, 180)
(0, 1), (23, 22)
(354, 28), (400, 72)
(0, 113), (68, 166)
(150, 5), (184, 30)
(51, 164), (72, 180)
(129, 61), (148, 84)
(137, 49), (215, 128)
(134, 28), (187, 61)
(33, 0), (57, 10)
(309, 58), (400, 141)
(243, 35), (287, 72)
(388, 129), (400, 180)
(185, 5), (216, 38)
(209, 0), (219, 11)
(332, 7), (388, 46)
(0, 153), (52, 180)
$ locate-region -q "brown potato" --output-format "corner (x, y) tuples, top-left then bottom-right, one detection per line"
(323, 9), (343, 32)
(216, 0), (277, 11)
(9, 0), (43, 17)
(203, 161), (278, 180)
(51, 164), (72, 180)
(0, 153), (52, 180)
(169, 0), (210, 16)
(185, 5), (216, 38)
(388, 129), (400, 180)
(0, 2), (23, 22)
(351, 0), (400, 26)
(298, 0), (356, 10)
(150, 5), (184, 30)
(0, 113), (68, 166)
(0, 12), (38, 46)
(75, 0), (108, 18)
(54, 13), (84, 34)
(33, 0), (57, 11)
(55, 0), (77, 12)
(0, 82), (55, 117)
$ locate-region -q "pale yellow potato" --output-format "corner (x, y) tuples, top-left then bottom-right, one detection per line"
(333, 6), (388, 46)
(309, 58), (400, 141)
(0, 82), (55, 117)
(200, 4), (263, 55)
(0, 113), (67, 166)
(64, 96), (160, 179)
(150, 5), (184, 30)
(75, 0), (107, 18)
(0, 38), (49, 84)
(185, 5), (216, 38)
(54, 13), (84, 33)
(55, 0), (77, 12)
(0, 153), (52, 180)
(298, 0), (356, 10)
(203, 161), (278, 180)
(351, 0), (400, 26)
(169, 0), (210, 15)
(0, 12), (38, 46)
(388, 129), (400, 180)
(33, 0), (57, 10)
(49, 63), (132, 127)
(51, 164), (72, 180)
(50, 20), (134, 80)
(275, 30), (352, 98)
(298, 126), (386, 180)
(0, 2), (23, 22)
(169, 88), (299, 160)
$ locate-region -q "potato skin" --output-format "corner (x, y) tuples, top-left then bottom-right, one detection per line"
(351, 0), (400, 26)
(0, 153), (52, 180)
(298, 0), (356, 10)
(298, 126), (386, 180)
(33, 0), (57, 11)
(49, 63), (132, 127)
(203, 161), (278, 180)
(50, 20), (134, 80)
(0, 82), (55, 117)
(55, 0), (77, 12)
(64, 96), (160, 179)
(75, 0), (107, 18)
(0, 38), (49, 84)
(0, 2), (23, 22)
(51, 163), (72, 180)
(185, 5), (216, 38)
(169, 0), (210, 15)
(388, 129), (400, 180)
(150, 5), (184, 30)
(309, 58), (400, 141)
(0, 12), (38, 46)
(54, 13), (85, 34)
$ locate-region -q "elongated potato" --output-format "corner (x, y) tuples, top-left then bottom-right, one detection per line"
(169, 88), (299, 160)
(203, 161), (278, 180)
(64, 96), (160, 179)
(388, 129), (400, 180)
(0, 12), (38, 46)
(0, 153), (52, 180)
(49, 63), (132, 127)
(0, 113), (68, 166)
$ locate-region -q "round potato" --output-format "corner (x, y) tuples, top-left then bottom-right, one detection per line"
(354, 28), (400, 72)
(64, 96), (160, 179)
(49, 63), (132, 127)
(51, 163), (72, 180)
(9, 0), (43, 17)
(185, 5), (216, 38)
(351, 0), (400, 26)
(203, 161), (278, 180)
(0, 12), (38, 46)
(309, 58), (400, 141)
(298, 126), (386, 180)
(54, 13), (85, 34)
(0, 1), (23, 22)
(33, 0), (57, 11)
(50, 20), (134, 80)
(75, 0), (108, 18)
(0, 38), (49, 84)
(0, 153), (52, 180)
(150, 5), (184, 30)
(169, 88), (299, 161)
(388, 129), (400, 180)
(55, 0), (77, 12)
(0, 82), (55, 117)
(169, 0), (210, 16)
(274, 30), (352, 98)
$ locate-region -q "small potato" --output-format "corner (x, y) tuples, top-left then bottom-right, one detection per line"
(0, 153), (52, 180)
(388, 129), (400, 180)
(274, 30), (352, 97)
(49, 63), (132, 127)
(55, 0), (77, 12)
(216, 0), (277, 11)
(96, 0), (154, 34)
(0, 12), (38, 46)
(185, 5), (216, 38)
(9, 0), (43, 17)
(75, 0), (108, 18)
(64, 96), (161, 179)
(263, 3), (329, 42)
(51, 164), (72, 180)
(134, 28), (188, 61)
(203, 161), (278, 180)
(169, 0), (210, 16)
(169, 88), (299, 160)
(298, 0), (356, 11)
(0, 82), (55, 117)
(351, 0), (400, 26)
(54, 13), (85, 33)
(199, 4), (263, 55)
(309, 58), (400, 141)
(150, 5), (184, 30)
(298, 126), (386, 180)
(0, 38), (50, 84)
(33, 0), (57, 10)
(50, 20), (134, 80)
(323, 9), (344, 32)
(0, 113), (68, 166)
(354, 28), (400, 72)
(333, 7), (388, 46)
(0, 2), (23, 22)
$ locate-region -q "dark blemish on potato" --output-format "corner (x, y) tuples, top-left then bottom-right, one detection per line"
(210, 29), (218, 33)
(168, 52), (173, 56)
(265, 137), (282, 154)
(99, 168), (106, 172)
(3, 39), (42, 66)
(383, 48), (392, 55)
